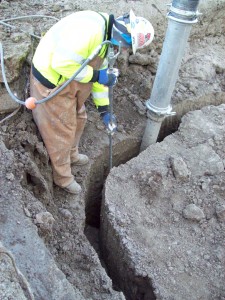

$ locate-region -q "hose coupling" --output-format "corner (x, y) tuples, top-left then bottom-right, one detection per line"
(146, 100), (176, 121)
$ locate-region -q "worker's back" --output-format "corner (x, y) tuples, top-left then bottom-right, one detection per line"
(32, 11), (108, 85)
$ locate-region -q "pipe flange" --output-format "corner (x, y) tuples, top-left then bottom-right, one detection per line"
(167, 3), (201, 24)
(167, 14), (198, 24)
(169, 5), (200, 18)
(146, 101), (176, 117)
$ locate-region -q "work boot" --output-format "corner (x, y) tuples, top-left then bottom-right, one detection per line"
(63, 180), (82, 194)
(71, 154), (89, 166)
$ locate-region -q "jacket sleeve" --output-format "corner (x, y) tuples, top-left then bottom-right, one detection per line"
(32, 11), (109, 86)
(91, 82), (109, 108)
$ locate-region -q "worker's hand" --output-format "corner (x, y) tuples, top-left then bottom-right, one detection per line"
(98, 69), (118, 87)
(101, 112), (117, 134)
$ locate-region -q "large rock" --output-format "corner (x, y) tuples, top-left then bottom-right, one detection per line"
(0, 32), (30, 114)
(0, 33), (31, 83)
(101, 104), (225, 300)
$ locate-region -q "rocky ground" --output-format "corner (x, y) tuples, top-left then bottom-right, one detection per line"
(102, 104), (225, 300)
(0, 0), (225, 299)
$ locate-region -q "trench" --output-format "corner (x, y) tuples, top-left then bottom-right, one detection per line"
(83, 129), (169, 299)
(83, 137), (157, 300)
(82, 90), (225, 300)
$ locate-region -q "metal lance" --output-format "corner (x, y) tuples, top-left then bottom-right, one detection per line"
(107, 44), (120, 170)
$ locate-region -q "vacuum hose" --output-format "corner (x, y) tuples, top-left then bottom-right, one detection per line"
(0, 41), (112, 109)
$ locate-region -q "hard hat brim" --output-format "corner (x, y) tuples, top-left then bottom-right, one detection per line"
(129, 9), (138, 54)
(129, 9), (154, 54)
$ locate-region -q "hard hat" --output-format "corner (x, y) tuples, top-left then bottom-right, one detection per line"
(129, 10), (154, 54)
(111, 10), (154, 54)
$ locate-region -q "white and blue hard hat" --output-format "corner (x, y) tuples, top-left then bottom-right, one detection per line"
(111, 10), (154, 54)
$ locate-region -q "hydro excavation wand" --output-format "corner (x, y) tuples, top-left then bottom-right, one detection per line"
(106, 44), (120, 170)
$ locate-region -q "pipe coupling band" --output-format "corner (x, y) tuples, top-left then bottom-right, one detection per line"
(167, 4), (201, 24)
(146, 101), (176, 118)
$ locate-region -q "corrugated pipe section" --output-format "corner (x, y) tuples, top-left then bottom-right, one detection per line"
(140, 0), (201, 152)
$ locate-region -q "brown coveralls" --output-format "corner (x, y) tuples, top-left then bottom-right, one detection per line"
(30, 57), (104, 188)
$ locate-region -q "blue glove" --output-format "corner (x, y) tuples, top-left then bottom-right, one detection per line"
(101, 112), (117, 134)
(98, 69), (117, 87)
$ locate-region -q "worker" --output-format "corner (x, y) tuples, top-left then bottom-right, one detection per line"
(30, 10), (154, 194)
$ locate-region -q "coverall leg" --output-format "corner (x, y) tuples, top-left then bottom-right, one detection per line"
(30, 74), (92, 188)
(70, 104), (87, 163)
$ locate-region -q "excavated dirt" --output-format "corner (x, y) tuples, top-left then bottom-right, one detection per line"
(102, 104), (225, 300)
(0, 0), (225, 299)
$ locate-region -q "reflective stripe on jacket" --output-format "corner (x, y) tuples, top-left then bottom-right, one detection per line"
(32, 10), (110, 107)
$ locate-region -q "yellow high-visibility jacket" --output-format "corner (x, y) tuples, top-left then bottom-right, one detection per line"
(32, 10), (110, 108)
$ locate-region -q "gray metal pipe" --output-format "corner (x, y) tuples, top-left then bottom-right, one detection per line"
(140, 0), (201, 152)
